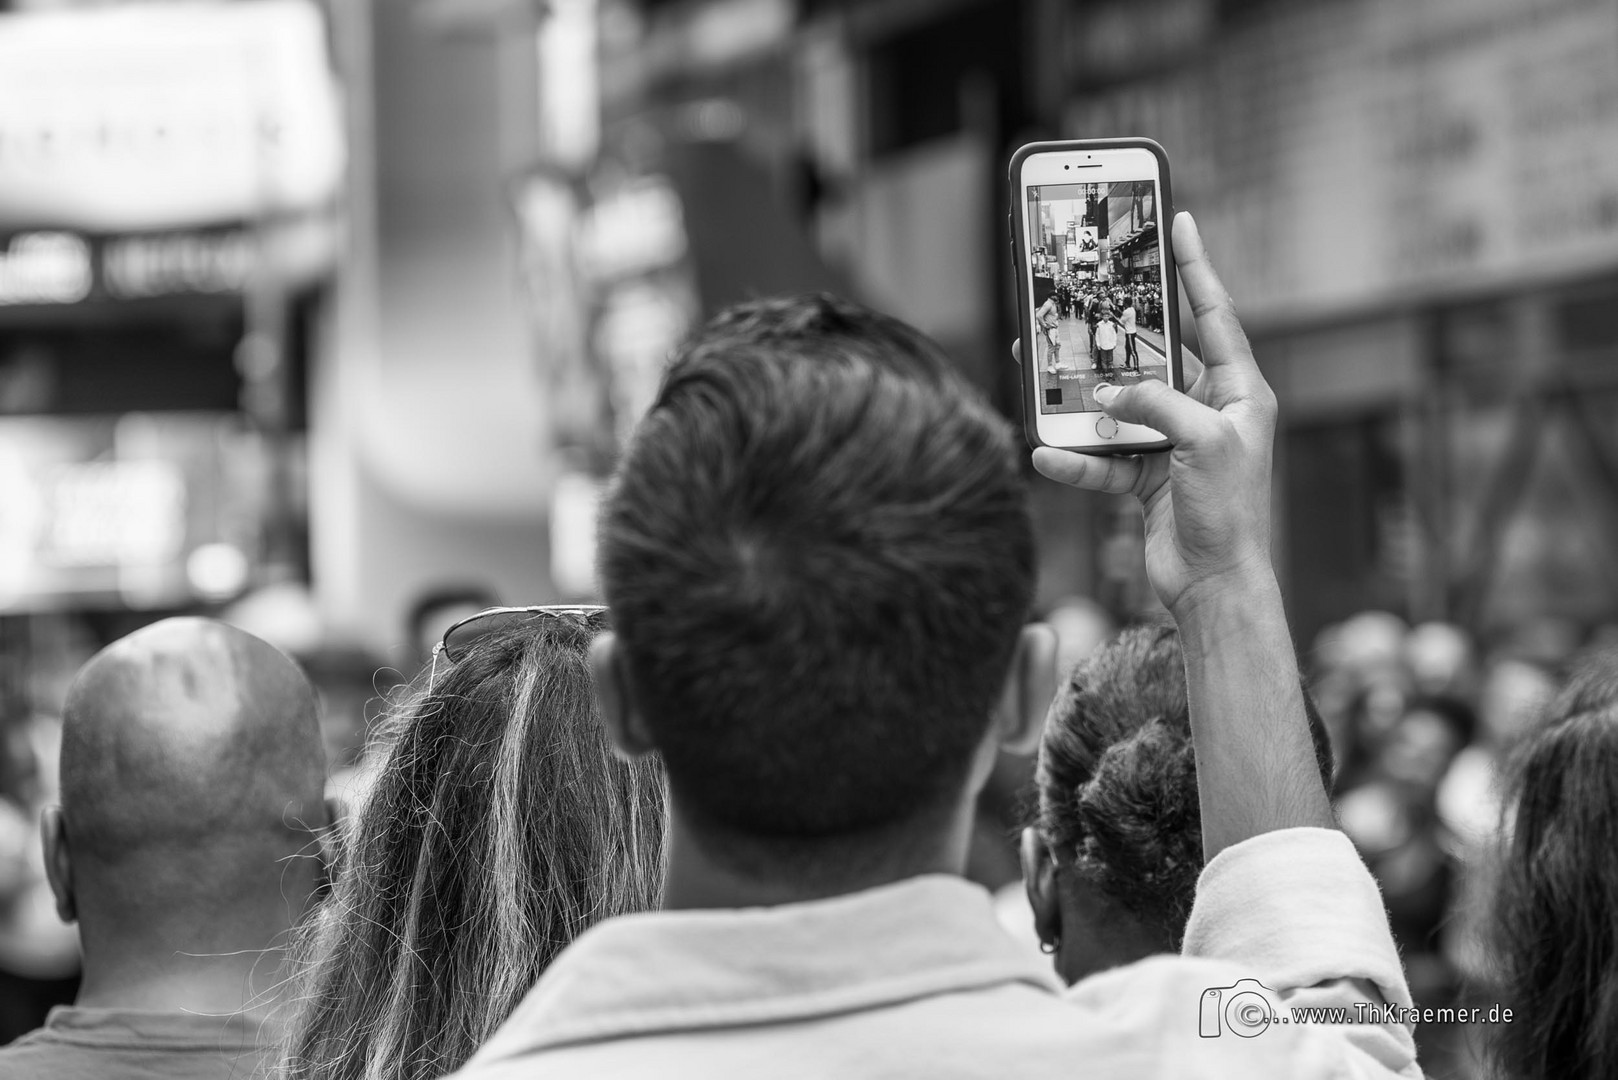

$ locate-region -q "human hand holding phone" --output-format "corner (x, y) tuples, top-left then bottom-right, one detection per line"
(1031, 210), (1334, 858)
(1010, 138), (1181, 452)
(1031, 211), (1274, 616)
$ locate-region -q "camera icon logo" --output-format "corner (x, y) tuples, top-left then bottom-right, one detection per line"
(1199, 979), (1277, 1038)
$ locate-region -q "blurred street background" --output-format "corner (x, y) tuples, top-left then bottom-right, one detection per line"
(0, 0), (1615, 1075)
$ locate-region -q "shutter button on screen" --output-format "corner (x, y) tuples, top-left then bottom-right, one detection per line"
(1096, 416), (1120, 440)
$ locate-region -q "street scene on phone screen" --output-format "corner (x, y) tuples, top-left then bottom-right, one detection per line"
(1028, 180), (1168, 413)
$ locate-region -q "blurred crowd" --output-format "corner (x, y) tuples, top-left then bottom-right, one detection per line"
(1310, 612), (1618, 1075)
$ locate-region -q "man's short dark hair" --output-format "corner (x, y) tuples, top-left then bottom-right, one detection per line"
(1035, 625), (1335, 946)
(599, 294), (1035, 842)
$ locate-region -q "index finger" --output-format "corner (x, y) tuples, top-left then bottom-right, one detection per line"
(1172, 212), (1254, 375)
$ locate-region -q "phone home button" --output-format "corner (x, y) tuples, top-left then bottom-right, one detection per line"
(1096, 416), (1120, 440)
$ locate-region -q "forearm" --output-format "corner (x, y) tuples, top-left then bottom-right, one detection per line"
(1173, 569), (1335, 860)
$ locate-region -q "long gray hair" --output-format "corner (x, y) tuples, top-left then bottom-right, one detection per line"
(279, 610), (665, 1080)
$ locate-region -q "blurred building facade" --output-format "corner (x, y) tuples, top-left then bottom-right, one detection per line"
(0, 0), (1610, 717)
(590, 0), (1618, 649)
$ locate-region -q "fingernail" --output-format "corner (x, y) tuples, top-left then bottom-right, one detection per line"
(1094, 383), (1118, 403)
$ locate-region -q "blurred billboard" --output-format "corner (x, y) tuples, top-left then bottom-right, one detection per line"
(0, 413), (268, 611)
(0, 0), (344, 232)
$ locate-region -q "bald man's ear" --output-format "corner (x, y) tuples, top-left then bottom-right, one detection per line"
(995, 623), (1058, 757)
(590, 632), (658, 761)
(39, 807), (75, 925)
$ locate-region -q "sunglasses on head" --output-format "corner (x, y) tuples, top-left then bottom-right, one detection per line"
(427, 604), (607, 691)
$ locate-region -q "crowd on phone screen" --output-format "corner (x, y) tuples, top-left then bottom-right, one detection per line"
(2, 221), (1617, 1080)
(1048, 276), (1162, 336)
(1039, 275), (1160, 378)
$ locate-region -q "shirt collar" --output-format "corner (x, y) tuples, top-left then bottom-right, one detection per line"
(477, 874), (1062, 1059)
(38, 1006), (274, 1051)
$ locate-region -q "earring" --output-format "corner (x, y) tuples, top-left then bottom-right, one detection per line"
(1040, 939), (1059, 955)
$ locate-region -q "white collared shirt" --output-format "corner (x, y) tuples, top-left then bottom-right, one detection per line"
(453, 828), (1421, 1079)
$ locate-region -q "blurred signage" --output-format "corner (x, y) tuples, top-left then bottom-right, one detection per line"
(0, 0), (344, 232)
(0, 414), (264, 610)
(1066, 0), (1618, 322)
(1067, 0), (1214, 84)
(0, 220), (334, 305)
(652, 0), (793, 72)
(0, 233), (92, 305)
(578, 178), (689, 283)
(46, 461), (186, 568)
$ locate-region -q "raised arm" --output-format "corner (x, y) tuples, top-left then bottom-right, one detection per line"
(1030, 212), (1334, 860)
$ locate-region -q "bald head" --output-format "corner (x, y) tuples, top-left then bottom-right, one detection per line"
(47, 618), (331, 1009)
(59, 617), (327, 893)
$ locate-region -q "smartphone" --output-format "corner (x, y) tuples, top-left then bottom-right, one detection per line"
(1009, 138), (1183, 454)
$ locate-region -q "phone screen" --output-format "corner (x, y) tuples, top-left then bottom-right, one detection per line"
(1025, 180), (1168, 414)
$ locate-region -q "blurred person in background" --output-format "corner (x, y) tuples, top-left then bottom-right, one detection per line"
(453, 225), (1417, 1079)
(0, 619), (329, 1080)
(1486, 687), (1618, 1080)
(1404, 622), (1476, 701)
(1313, 611), (1413, 792)
(1337, 696), (1477, 1006)
(0, 627), (94, 1040)
(1434, 653), (1557, 885)
(1043, 597), (1116, 679)
(1023, 624), (1337, 983)
(0, 710), (80, 1043)
(279, 607), (666, 1080)
(297, 645), (395, 819)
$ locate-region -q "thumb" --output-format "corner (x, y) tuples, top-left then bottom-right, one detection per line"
(1094, 379), (1217, 447)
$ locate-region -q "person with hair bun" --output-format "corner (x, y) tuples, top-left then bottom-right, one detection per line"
(1023, 625), (1334, 983)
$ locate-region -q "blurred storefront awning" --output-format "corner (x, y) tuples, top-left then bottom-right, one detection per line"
(0, 218), (338, 317)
